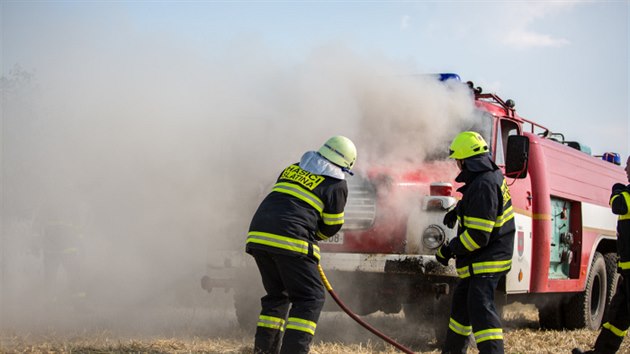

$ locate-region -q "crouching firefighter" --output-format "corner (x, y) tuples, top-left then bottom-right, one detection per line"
(245, 135), (357, 354)
(436, 131), (515, 354)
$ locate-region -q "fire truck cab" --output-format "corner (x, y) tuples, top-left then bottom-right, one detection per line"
(317, 79), (625, 332)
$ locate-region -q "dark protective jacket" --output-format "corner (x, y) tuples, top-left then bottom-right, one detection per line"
(610, 184), (630, 269)
(246, 162), (348, 262)
(449, 154), (516, 278)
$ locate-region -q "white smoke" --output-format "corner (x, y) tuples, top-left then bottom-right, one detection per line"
(1, 23), (476, 336)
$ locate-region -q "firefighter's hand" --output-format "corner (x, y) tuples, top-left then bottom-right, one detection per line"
(443, 208), (458, 229)
(612, 183), (627, 195)
(435, 244), (452, 267)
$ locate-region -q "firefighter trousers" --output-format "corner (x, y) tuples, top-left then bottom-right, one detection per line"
(442, 274), (504, 354)
(593, 270), (629, 354)
(250, 249), (325, 354)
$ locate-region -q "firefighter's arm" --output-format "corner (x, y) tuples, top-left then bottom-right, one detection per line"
(448, 182), (497, 256)
(610, 188), (629, 216)
(316, 181), (348, 240)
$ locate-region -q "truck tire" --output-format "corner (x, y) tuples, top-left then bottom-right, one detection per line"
(603, 252), (620, 322)
(563, 252), (607, 330)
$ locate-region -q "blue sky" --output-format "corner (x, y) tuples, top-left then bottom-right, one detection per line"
(2, 1), (629, 158)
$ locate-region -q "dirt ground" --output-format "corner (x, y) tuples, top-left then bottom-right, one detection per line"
(1, 301), (628, 354)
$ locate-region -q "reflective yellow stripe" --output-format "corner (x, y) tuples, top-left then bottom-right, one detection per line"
(247, 231), (320, 260)
(495, 205), (514, 227)
(457, 266), (470, 279)
(460, 230), (481, 252)
(463, 216), (494, 232)
(285, 317), (317, 335)
(603, 322), (628, 337)
(322, 211), (344, 225)
(272, 182), (324, 213)
(316, 230), (328, 240)
(257, 315), (285, 331)
(472, 260), (512, 274)
(474, 328), (503, 343)
(618, 261), (630, 270)
(619, 192), (630, 220)
(448, 317), (472, 336)
(63, 247), (79, 254)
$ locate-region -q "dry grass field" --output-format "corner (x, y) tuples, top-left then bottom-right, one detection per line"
(1, 302), (628, 353)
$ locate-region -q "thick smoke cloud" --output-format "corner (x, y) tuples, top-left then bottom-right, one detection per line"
(1, 17), (476, 335)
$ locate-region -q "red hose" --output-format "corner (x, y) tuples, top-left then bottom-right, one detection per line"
(317, 264), (416, 354)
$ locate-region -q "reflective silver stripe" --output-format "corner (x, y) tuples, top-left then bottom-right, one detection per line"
(448, 317), (472, 336)
(273, 182), (324, 213)
(463, 216), (494, 232)
(457, 266), (470, 279)
(247, 232), (309, 255)
(257, 315), (285, 331)
(286, 317), (317, 335)
(322, 211), (344, 225)
(474, 328), (503, 343)
(472, 260), (512, 274)
(316, 230), (328, 240)
(495, 205), (514, 227)
(460, 230), (481, 251)
(312, 244), (320, 260)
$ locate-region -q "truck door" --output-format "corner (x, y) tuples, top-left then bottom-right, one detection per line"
(496, 118), (533, 294)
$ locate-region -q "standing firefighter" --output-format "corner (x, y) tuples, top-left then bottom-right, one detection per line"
(245, 135), (357, 354)
(33, 195), (88, 306)
(436, 131), (515, 354)
(574, 155), (630, 354)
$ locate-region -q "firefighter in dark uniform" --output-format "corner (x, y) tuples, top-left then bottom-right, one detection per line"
(574, 155), (630, 354)
(35, 196), (88, 305)
(246, 135), (357, 354)
(436, 131), (515, 354)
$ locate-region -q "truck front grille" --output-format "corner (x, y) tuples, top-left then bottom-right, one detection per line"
(342, 175), (377, 230)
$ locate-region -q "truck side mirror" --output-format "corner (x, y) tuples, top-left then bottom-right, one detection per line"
(505, 135), (529, 179)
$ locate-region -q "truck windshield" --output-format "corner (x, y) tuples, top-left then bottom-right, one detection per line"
(424, 110), (494, 161)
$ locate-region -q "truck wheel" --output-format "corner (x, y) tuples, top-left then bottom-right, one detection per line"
(603, 252), (620, 322)
(564, 252), (607, 330)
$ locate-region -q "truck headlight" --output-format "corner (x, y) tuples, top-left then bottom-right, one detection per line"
(422, 224), (446, 250)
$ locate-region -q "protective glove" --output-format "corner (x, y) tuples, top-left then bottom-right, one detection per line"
(435, 243), (452, 267)
(443, 207), (458, 229)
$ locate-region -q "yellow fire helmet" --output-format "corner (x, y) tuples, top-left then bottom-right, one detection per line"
(318, 135), (357, 171)
(448, 131), (489, 159)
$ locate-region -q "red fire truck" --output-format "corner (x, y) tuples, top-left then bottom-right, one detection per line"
(201, 75), (626, 336)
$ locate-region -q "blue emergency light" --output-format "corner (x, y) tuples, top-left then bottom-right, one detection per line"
(602, 152), (621, 165)
(437, 73), (461, 82)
